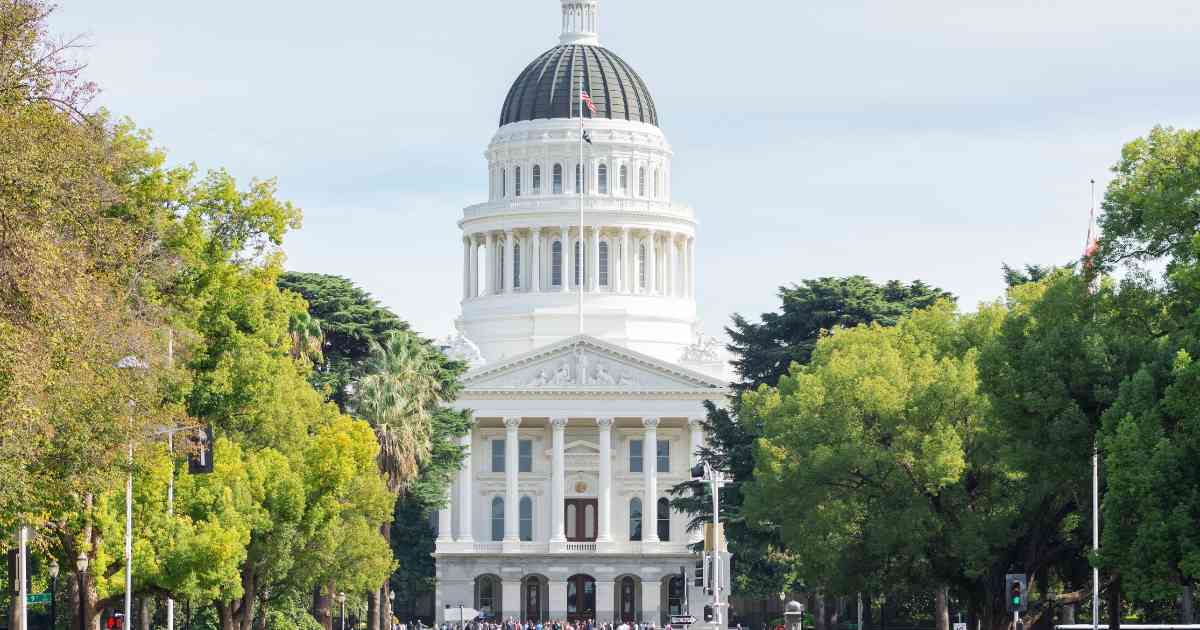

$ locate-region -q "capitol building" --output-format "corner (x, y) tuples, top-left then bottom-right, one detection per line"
(435, 1), (728, 625)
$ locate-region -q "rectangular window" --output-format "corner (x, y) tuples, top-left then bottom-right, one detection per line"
(657, 439), (670, 473)
(519, 439), (532, 473)
(492, 439), (505, 473)
(629, 439), (643, 473)
(599, 242), (609, 287)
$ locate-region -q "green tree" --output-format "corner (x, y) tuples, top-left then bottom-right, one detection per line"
(277, 272), (410, 412)
(744, 301), (1002, 630)
(672, 277), (952, 604)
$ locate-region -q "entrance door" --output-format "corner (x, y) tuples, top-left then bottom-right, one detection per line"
(619, 576), (637, 622)
(566, 574), (596, 621)
(525, 578), (542, 622)
(565, 499), (598, 542)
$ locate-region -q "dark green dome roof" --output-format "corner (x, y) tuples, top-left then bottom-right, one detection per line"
(500, 44), (659, 128)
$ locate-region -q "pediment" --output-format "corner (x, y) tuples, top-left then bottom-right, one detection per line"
(461, 335), (728, 394)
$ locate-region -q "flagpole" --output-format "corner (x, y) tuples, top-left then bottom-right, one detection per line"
(578, 76), (585, 335)
(1090, 177), (1100, 630)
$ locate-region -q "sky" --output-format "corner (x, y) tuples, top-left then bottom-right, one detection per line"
(50, 0), (1200, 341)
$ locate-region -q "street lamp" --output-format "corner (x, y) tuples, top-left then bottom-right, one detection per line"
(338, 592), (347, 630)
(76, 553), (89, 630)
(388, 590), (396, 630)
(116, 354), (150, 630)
(49, 559), (60, 630)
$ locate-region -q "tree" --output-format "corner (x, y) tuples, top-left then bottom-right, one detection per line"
(743, 301), (1002, 630)
(672, 277), (953, 604)
(277, 272), (410, 412)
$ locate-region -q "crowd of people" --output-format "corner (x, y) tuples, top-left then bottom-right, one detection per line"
(428, 618), (674, 630)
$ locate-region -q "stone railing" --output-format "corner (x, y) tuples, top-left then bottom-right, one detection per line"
(564, 542), (598, 552)
(472, 542), (503, 554)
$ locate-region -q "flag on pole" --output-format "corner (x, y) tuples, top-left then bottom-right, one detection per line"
(581, 90), (597, 114)
(1083, 179), (1100, 266)
(583, 131), (593, 144)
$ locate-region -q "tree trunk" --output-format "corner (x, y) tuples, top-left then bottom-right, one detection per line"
(936, 587), (950, 630)
(1106, 579), (1121, 630)
(1182, 584), (1195, 624)
(382, 584), (392, 630)
(219, 602), (236, 630)
(314, 582), (333, 630)
(8, 549), (18, 630)
(140, 597), (153, 630)
(370, 588), (381, 630)
(815, 593), (827, 630)
(255, 592), (270, 630)
(1060, 603), (1075, 625)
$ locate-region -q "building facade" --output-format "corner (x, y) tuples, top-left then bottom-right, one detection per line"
(435, 2), (727, 626)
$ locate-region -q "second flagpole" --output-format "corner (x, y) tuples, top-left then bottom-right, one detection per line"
(578, 75), (585, 335)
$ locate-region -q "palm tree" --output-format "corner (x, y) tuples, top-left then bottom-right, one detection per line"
(352, 330), (459, 630)
(288, 311), (325, 364)
(353, 330), (453, 493)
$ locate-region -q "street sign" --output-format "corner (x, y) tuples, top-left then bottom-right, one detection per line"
(27, 592), (51, 605)
(954, 623), (967, 630)
(672, 615), (697, 625)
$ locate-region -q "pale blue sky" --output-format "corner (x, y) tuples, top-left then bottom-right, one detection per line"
(52, 1), (1200, 340)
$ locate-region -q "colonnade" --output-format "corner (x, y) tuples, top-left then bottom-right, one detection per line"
(462, 226), (696, 300)
(437, 417), (705, 551)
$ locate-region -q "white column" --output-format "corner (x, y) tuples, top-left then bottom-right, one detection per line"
(667, 233), (678, 297)
(561, 226), (571, 293)
(457, 431), (474, 543)
(462, 237), (471, 300)
(550, 417), (568, 543)
(646, 230), (658, 295)
(484, 232), (496, 295)
(642, 417), (659, 542)
(504, 230), (515, 293)
(469, 235), (480, 299)
(589, 226), (601, 292)
(687, 236), (696, 298)
(503, 417), (521, 546)
(688, 417), (704, 468)
(596, 417), (613, 543)
(622, 228), (632, 294)
(531, 228), (542, 293)
(437, 486), (453, 543)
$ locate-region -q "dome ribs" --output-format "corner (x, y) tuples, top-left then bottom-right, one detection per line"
(498, 44), (658, 128)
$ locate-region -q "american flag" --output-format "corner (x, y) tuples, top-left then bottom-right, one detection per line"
(581, 90), (597, 114)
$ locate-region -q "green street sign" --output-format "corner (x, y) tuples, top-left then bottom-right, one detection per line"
(27, 592), (51, 605)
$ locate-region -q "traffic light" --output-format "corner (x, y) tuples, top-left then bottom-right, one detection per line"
(1005, 574), (1028, 612)
(691, 463), (706, 480)
(703, 605), (714, 623)
(106, 612), (125, 629)
(694, 559), (704, 587)
(187, 425), (215, 474)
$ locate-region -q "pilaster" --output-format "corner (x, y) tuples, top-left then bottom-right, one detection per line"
(642, 416), (660, 543)
(550, 417), (568, 546)
(596, 417), (614, 547)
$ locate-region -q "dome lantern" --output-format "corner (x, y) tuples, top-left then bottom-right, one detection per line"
(560, 0), (600, 46)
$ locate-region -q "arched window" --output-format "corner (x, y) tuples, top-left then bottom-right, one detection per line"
(532, 165), (542, 194)
(491, 497), (504, 541)
(515, 166), (522, 197)
(667, 577), (684, 616)
(638, 244), (647, 289)
(519, 496), (533, 541)
(599, 242), (609, 287)
(502, 168), (507, 198)
(657, 497), (671, 541)
(629, 497), (642, 541)
(478, 577), (496, 615)
(653, 168), (660, 198)
(620, 165), (628, 192)
(513, 243), (522, 289)
(553, 164), (563, 194)
(638, 167), (646, 196)
(598, 164), (608, 194)
(552, 241), (563, 286)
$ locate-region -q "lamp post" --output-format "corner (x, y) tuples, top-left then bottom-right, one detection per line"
(49, 559), (60, 630)
(388, 590), (396, 630)
(338, 592), (347, 630)
(76, 553), (89, 630)
(116, 355), (150, 629)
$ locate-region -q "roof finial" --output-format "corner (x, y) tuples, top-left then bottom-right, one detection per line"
(560, 0), (600, 46)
